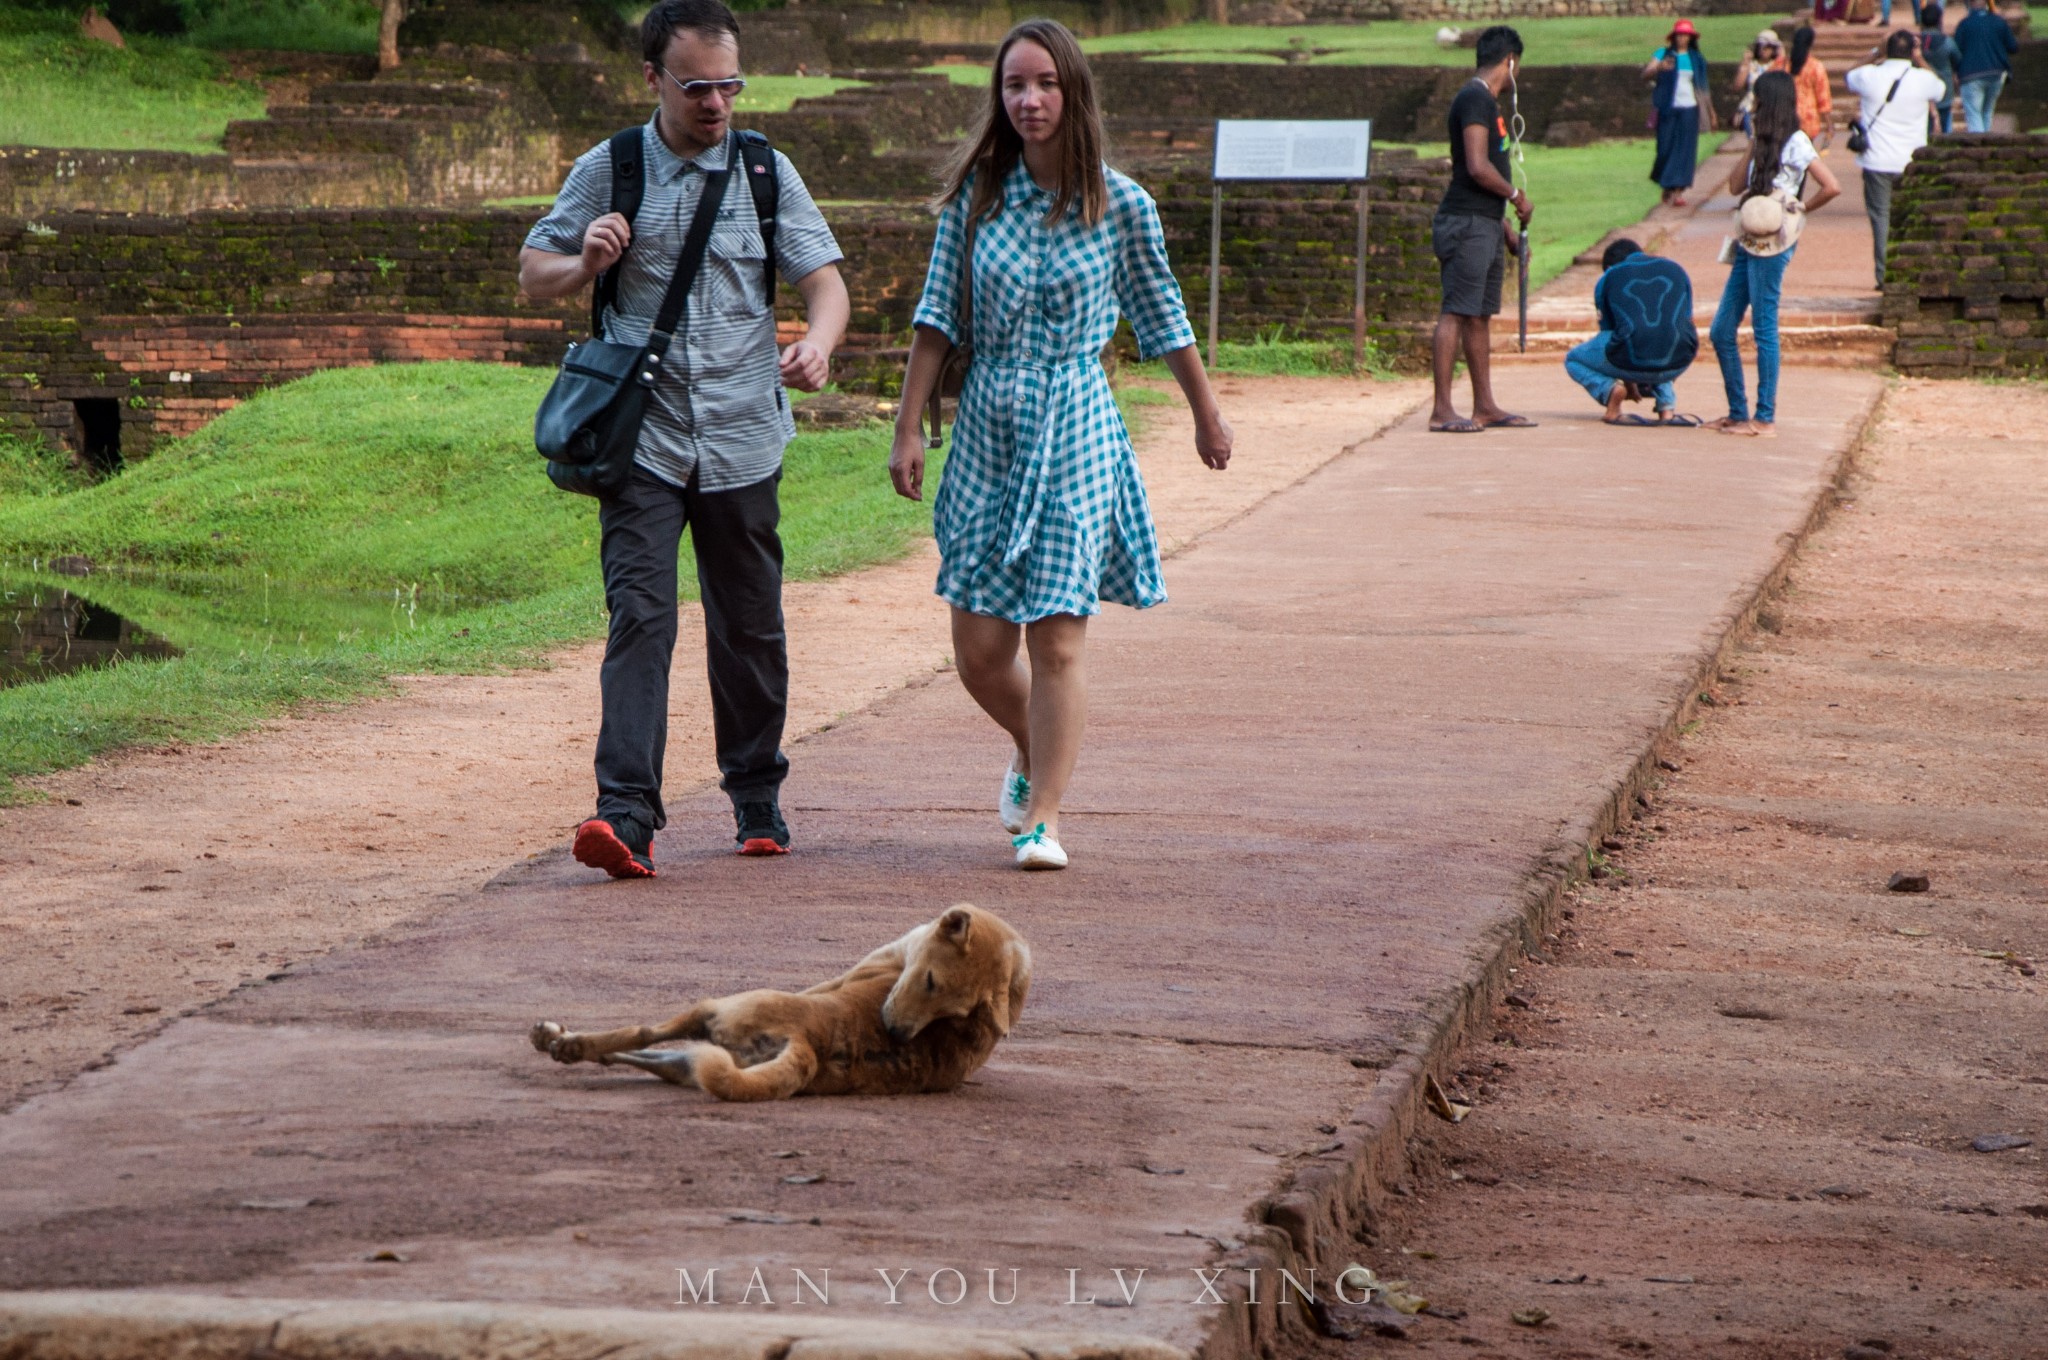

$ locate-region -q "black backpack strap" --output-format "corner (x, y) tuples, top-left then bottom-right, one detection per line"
(735, 129), (779, 303)
(593, 125), (646, 340)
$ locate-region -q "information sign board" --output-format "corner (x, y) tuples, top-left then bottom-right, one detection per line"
(1212, 119), (1372, 182)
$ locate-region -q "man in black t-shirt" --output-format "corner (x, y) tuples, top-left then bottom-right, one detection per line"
(1430, 25), (1536, 434)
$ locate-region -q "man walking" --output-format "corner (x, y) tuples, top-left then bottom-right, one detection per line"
(1953, 0), (2019, 133)
(519, 0), (850, 878)
(1848, 31), (1946, 290)
(1429, 25), (1537, 434)
(1565, 239), (1698, 424)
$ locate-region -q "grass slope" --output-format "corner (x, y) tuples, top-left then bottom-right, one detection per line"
(0, 362), (928, 798)
(0, 8), (264, 153)
(1080, 17), (1775, 66)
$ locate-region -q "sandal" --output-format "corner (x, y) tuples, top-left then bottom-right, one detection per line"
(1660, 412), (1705, 428)
(1429, 417), (1486, 433)
(1481, 414), (1539, 429)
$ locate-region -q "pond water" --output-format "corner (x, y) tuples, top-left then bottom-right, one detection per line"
(0, 569), (469, 692)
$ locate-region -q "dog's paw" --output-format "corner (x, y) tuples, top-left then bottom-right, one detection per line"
(531, 1020), (583, 1062)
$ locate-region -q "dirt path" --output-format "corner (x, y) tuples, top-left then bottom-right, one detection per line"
(0, 375), (1427, 1113)
(1299, 379), (2047, 1358)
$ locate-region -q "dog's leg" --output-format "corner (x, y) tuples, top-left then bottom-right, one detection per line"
(529, 1002), (717, 1066)
(603, 1048), (700, 1087)
(689, 1037), (819, 1102)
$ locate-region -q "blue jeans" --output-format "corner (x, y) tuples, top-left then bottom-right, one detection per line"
(1959, 73), (2005, 133)
(1711, 245), (1795, 425)
(1935, 99), (1954, 136)
(1565, 334), (1680, 411)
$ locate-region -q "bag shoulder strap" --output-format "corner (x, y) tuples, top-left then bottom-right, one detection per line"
(643, 136), (735, 368)
(594, 125), (647, 339)
(923, 209), (981, 448)
(734, 129), (779, 303)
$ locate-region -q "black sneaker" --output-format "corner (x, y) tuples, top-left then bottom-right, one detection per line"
(734, 800), (790, 856)
(573, 817), (654, 879)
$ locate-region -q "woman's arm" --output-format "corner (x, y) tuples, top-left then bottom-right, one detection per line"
(1802, 154), (1842, 212)
(889, 325), (952, 500)
(1726, 154), (1750, 197)
(1158, 347), (1233, 471)
(1699, 57), (1717, 130)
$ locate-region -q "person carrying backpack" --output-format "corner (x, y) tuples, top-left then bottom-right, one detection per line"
(518, 0), (850, 878)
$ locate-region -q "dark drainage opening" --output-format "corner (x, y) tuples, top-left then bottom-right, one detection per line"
(73, 398), (123, 473)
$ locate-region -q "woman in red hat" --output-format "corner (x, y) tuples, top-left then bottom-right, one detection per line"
(1644, 20), (1715, 207)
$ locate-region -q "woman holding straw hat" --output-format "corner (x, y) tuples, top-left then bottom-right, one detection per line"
(1708, 70), (1840, 439)
(1645, 20), (1716, 207)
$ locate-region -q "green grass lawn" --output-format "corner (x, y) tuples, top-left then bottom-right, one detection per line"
(0, 362), (927, 799)
(1079, 17), (1775, 66)
(1489, 135), (1728, 289)
(0, 8), (265, 153)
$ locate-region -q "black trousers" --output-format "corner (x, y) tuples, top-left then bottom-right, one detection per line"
(594, 465), (788, 834)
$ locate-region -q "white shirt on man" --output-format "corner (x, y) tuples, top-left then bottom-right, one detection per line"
(1846, 58), (1947, 174)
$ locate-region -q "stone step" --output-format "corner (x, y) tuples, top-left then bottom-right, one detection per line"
(1490, 324), (1896, 365)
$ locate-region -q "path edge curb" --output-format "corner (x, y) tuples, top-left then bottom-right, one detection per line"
(0, 1290), (1192, 1360)
(1195, 379), (1891, 1359)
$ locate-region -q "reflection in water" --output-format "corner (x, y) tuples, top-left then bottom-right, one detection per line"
(0, 571), (471, 693)
(1, 584), (180, 689)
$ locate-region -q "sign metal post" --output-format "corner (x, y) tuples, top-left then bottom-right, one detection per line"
(1208, 119), (1373, 372)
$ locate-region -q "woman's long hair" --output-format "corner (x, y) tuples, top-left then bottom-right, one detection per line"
(1789, 25), (1815, 76)
(936, 18), (1108, 228)
(1746, 70), (1799, 200)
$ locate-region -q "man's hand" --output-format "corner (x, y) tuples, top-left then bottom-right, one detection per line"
(779, 339), (829, 393)
(1511, 188), (1534, 228)
(581, 212), (631, 277)
(1503, 219), (1523, 256)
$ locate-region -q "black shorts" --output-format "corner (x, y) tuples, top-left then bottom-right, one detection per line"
(1433, 210), (1506, 318)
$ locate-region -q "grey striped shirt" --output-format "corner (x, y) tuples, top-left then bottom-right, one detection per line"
(526, 115), (843, 492)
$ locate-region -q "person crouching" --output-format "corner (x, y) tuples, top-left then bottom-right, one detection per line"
(1565, 238), (1699, 425)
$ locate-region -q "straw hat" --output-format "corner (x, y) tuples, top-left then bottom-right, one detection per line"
(1736, 192), (1804, 258)
(1755, 28), (1783, 48)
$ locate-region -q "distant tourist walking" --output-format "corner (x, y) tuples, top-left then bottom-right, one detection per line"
(1645, 20), (1716, 207)
(1954, 0), (2019, 131)
(1566, 239), (1698, 424)
(1734, 29), (1788, 139)
(1848, 31), (1946, 289)
(1428, 25), (1536, 434)
(1710, 70), (1842, 438)
(1919, 3), (1962, 135)
(1788, 27), (1835, 145)
(520, 0), (852, 877)
(889, 19), (1232, 872)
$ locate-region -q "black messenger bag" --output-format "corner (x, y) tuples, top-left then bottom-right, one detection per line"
(534, 129), (732, 498)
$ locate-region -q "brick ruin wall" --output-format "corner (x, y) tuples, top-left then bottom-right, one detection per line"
(1091, 57), (1739, 147)
(1884, 135), (2048, 379)
(2, 155), (1444, 461)
(1289, 0), (1781, 18)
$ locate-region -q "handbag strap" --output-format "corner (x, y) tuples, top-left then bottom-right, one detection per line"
(596, 128), (735, 369)
(923, 211), (980, 448)
(1861, 65), (1911, 132)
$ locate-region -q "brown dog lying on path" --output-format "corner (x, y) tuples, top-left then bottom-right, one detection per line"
(530, 904), (1031, 1102)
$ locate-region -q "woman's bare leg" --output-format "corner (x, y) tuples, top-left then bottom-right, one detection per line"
(951, 607), (1031, 777)
(1022, 614), (1088, 838)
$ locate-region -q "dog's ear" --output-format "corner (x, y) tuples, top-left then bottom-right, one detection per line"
(938, 905), (973, 947)
(989, 938), (1032, 1037)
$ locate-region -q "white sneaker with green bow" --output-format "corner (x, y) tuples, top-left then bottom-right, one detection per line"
(1012, 822), (1067, 871)
(1000, 762), (1031, 835)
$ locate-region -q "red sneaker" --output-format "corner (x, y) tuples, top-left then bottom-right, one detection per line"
(573, 819), (655, 879)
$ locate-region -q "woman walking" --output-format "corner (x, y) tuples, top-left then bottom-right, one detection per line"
(1788, 26), (1835, 144)
(1709, 70), (1841, 439)
(889, 19), (1233, 871)
(1645, 20), (1715, 206)
(1733, 29), (1787, 140)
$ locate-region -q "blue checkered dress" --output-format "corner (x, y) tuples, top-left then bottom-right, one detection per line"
(912, 162), (1196, 623)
